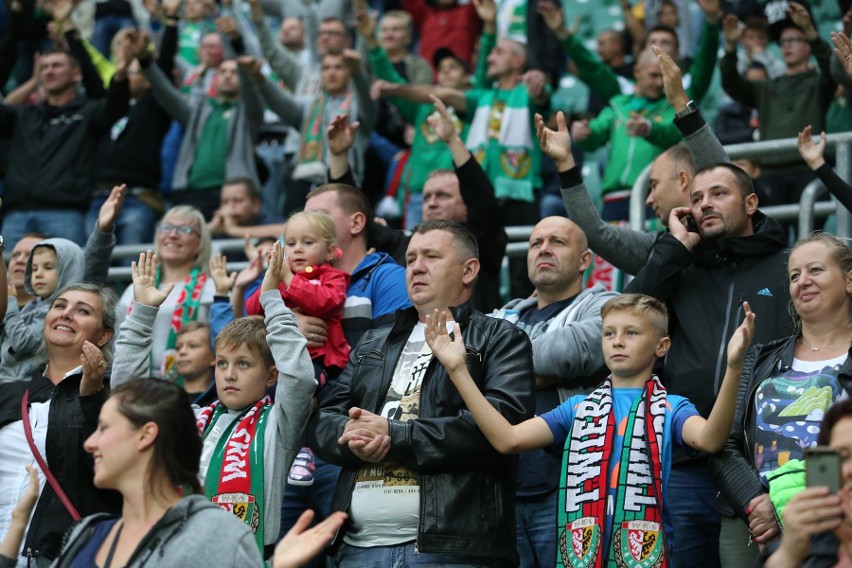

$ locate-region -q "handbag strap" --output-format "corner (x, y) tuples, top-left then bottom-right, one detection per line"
(21, 389), (82, 521)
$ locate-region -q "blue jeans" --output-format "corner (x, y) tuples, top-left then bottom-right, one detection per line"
(516, 491), (557, 568)
(255, 140), (287, 215)
(280, 456), (340, 568)
(667, 462), (721, 568)
(334, 542), (507, 568)
(404, 192), (423, 231)
(3, 209), (86, 248)
(86, 195), (158, 245)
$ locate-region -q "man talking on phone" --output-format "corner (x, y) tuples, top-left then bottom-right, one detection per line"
(625, 161), (796, 567)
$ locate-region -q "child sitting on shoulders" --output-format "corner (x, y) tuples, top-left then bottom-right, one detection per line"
(111, 246), (316, 559)
(422, 293), (755, 568)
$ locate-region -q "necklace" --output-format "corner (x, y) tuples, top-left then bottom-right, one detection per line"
(798, 337), (852, 352)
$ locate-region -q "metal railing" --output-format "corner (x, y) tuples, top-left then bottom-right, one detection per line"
(629, 132), (852, 237)
(103, 133), (852, 280)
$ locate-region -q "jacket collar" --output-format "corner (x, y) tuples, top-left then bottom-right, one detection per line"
(694, 210), (787, 265)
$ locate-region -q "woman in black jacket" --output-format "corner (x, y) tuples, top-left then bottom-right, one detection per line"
(711, 233), (852, 560)
(0, 283), (120, 566)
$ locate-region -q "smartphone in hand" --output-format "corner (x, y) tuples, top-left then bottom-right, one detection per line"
(806, 447), (842, 494)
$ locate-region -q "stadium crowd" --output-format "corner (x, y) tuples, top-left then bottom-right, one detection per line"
(2, 0), (852, 565)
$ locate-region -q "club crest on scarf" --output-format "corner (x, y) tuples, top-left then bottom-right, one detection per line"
(499, 148), (531, 179)
(613, 521), (665, 568)
(562, 516), (601, 568)
(212, 491), (261, 534)
(558, 377), (669, 568)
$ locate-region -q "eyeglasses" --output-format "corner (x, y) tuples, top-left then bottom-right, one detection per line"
(159, 223), (199, 236)
(779, 37), (807, 46)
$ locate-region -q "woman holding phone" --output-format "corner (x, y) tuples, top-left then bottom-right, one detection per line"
(711, 233), (852, 557)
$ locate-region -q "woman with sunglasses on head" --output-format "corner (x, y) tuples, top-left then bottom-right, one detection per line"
(115, 206), (216, 388)
(0, 283), (120, 567)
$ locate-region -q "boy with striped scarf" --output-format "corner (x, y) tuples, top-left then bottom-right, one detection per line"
(111, 245), (316, 559)
(425, 293), (754, 567)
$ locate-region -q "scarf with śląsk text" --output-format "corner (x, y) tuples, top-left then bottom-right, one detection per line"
(558, 377), (668, 568)
(197, 396), (272, 554)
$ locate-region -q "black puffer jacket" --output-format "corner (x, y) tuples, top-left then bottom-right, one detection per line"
(0, 370), (120, 561)
(710, 337), (852, 520)
(308, 301), (534, 564)
(626, 212), (795, 420)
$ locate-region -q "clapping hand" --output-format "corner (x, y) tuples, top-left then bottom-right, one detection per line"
(80, 341), (109, 396)
(97, 184), (126, 233)
(327, 114), (359, 156)
(132, 250), (174, 307)
(654, 45), (689, 112)
(261, 241), (285, 294)
(797, 125), (827, 171)
(726, 301), (755, 368)
(209, 254), (237, 295)
(424, 309), (466, 376)
(426, 95), (461, 143)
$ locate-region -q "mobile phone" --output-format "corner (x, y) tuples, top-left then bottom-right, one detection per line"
(684, 214), (699, 233)
(806, 447), (842, 494)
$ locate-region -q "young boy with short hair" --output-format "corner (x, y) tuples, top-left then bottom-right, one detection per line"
(111, 244), (316, 558)
(424, 293), (755, 568)
(0, 238), (86, 383)
(173, 321), (217, 406)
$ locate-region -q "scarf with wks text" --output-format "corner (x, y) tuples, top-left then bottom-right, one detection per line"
(558, 377), (668, 568)
(197, 396), (272, 554)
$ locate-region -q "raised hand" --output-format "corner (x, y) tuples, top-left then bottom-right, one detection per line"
(327, 114), (360, 156)
(342, 49), (363, 76)
(472, 0), (496, 24)
(215, 15), (240, 39)
(354, 0), (376, 45)
(261, 241), (284, 294)
(536, 0), (567, 39)
(426, 94), (461, 143)
(209, 254), (237, 295)
(654, 45), (688, 111)
(273, 510), (348, 568)
(162, 0), (180, 17)
(787, 2), (816, 36)
(832, 31), (852, 80)
(51, 0), (75, 22)
(522, 70), (546, 101)
(697, 0), (722, 25)
(797, 125), (827, 170)
(722, 14), (741, 49)
(235, 249), (265, 289)
(97, 184), (126, 232)
(237, 55), (264, 83)
(424, 309), (467, 375)
(80, 341), (108, 396)
(570, 119), (590, 142)
(535, 111), (574, 170)
(126, 29), (152, 62)
(132, 250), (174, 307)
(726, 301), (755, 368)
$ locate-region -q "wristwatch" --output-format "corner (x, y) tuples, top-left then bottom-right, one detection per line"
(675, 100), (698, 120)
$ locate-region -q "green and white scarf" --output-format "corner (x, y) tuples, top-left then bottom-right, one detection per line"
(198, 396), (272, 554)
(293, 91), (353, 183)
(465, 84), (537, 202)
(558, 377), (668, 568)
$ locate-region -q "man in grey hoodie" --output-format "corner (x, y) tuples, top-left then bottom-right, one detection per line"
(490, 216), (615, 568)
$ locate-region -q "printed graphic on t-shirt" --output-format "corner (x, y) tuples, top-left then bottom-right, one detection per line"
(753, 364), (843, 476)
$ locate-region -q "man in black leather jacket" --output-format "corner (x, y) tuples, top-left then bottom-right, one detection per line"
(308, 220), (535, 566)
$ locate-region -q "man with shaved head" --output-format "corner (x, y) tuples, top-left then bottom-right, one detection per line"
(491, 216), (616, 567)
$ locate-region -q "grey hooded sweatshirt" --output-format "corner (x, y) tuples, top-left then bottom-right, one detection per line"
(0, 495), (264, 568)
(0, 238), (86, 383)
